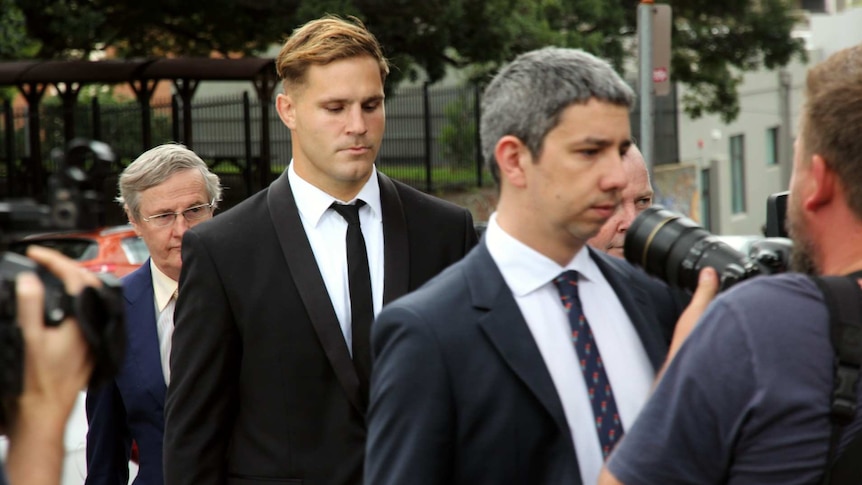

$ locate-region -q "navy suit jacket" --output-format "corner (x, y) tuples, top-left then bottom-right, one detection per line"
(86, 261), (166, 485)
(365, 241), (684, 485)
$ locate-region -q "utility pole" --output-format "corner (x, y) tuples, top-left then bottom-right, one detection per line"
(778, 68), (793, 190)
(638, 0), (654, 179)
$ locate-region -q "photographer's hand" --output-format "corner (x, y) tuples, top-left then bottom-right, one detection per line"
(646, 267), (721, 388)
(666, 267), (719, 365)
(4, 246), (99, 485)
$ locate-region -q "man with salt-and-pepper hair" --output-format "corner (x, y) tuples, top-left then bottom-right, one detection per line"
(364, 47), (685, 485)
(85, 144), (222, 485)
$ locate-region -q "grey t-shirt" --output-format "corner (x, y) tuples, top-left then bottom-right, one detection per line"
(607, 273), (862, 485)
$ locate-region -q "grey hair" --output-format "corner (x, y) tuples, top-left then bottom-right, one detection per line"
(117, 143), (223, 221)
(480, 47), (635, 183)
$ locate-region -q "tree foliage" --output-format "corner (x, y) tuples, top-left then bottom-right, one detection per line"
(2, 0), (806, 121)
(0, 0), (24, 59)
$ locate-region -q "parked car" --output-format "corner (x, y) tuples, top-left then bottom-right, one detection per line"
(9, 225), (149, 278)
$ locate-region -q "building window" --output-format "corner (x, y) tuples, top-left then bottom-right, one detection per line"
(730, 134), (746, 214)
(800, 0), (827, 13)
(766, 126), (779, 165)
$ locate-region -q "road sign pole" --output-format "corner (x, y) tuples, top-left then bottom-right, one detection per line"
(638, 0), (655, 178)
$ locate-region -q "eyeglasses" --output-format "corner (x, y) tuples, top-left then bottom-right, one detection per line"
(141, 199), (215, 227)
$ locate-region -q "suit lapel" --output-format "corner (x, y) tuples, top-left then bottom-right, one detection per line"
(469, 244), (570, 435)
(590, 249), (668, 371)
(267, 171), (364, 414)
(123, 262), (166, 406)
(377, 173), (409, 304)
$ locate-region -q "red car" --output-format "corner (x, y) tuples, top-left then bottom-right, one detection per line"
(10, 225), (150, 278)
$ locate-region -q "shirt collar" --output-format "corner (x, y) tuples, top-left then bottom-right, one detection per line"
(287, 161), (382, 227)
(150, 260), (178, 312)
(485, 213), (602, 297)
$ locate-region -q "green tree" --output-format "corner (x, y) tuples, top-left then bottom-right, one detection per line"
(3, 0), (806, 122)
(438, 91), (477, 169)
(665, 0), (806, 122)
(0, 0), (38, 100)
(0, 0), (35, 60)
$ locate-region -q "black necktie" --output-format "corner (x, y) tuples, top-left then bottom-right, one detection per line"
(330, 200), (373, 399)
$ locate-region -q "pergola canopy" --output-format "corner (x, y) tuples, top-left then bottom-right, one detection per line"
(141, 57), (276, 81)
(0, 61), (41, 85)
(0, 57), (276, 87)
(20, 59), (151, 84)
(0, 57), (278, 199)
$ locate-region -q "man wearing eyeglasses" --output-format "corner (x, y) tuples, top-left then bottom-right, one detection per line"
(84, 143), (222, 485)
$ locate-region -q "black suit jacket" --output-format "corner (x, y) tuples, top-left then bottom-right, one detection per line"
(365, 241), (683, 485)
(163, 170), (477, 485)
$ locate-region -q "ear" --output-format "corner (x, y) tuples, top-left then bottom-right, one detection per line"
(275, 93), (297, 130)
(494, 135), (531, 189)
(804, 154), (836, 211)
(126, 206), (143, 237)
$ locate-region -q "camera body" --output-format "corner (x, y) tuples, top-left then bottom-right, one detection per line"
(0, 139), (125, 412)
(765, 191), (789, 238)
(624, 193), (793, 293)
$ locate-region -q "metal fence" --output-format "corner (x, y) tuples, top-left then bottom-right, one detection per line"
(1, 82), (489, 213)
(1, 81), (680, 215)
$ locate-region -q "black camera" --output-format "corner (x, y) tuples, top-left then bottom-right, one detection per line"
(0, 139), (125, 420)
(624, 196), (793, 293)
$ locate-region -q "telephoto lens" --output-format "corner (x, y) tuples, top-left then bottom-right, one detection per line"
(624, 206), (766, 293)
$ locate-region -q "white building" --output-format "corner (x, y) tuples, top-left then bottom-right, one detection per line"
(670, 5), (862, 235)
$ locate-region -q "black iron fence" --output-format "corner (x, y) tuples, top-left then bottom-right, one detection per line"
(0, 82), (489, 216)
(1, 81), (680, 222)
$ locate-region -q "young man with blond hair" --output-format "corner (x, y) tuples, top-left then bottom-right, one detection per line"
(163, 15), (476, 485)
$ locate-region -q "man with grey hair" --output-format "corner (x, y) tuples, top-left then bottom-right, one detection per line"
(85, 143), (221, 485)
(364, 47), (683, 485)
(588, 144), (654, 258)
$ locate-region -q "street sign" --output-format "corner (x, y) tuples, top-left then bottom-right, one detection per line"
(652, 4), (672, 96)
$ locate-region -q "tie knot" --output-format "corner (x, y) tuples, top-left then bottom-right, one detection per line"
(554, 269), (579, 286)
(553, 270), (580, 299)
(331, 200), (366, 226)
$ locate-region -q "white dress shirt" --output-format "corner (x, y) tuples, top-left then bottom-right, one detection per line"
(288, 162), (385, 353)
(151, 260), (178, 386)
(484, 213), (655, 485)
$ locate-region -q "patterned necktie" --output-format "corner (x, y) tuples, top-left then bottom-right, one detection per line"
(330, 200), (373, 399)
(553, 270), (623, 460)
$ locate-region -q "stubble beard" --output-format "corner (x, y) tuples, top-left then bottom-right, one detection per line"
(787, 202), (819, 275)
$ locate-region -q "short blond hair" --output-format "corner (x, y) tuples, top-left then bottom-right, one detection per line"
(276, 14), (389, 92)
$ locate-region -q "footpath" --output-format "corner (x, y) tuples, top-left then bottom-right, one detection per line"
(437, 186), (498, 223)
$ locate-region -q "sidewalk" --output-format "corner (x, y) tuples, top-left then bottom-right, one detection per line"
(437, 186), (498, 223)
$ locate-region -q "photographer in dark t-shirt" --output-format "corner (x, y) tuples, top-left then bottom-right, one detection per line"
(599, 43), (862, 485)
